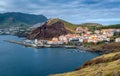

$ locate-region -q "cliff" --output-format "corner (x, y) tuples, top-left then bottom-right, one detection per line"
(28, 18), (69, 39)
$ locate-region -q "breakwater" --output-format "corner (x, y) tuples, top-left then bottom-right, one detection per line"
(4, 40), (79, 49)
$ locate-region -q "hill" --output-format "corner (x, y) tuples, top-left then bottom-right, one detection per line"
(28, 18), (105, 39)
(52, 51), (120, 76)
(28, 18), (69, 39)
(0, 12), (47, 28)
(45, 18), (79, 33)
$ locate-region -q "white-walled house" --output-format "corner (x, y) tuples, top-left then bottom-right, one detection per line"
(59, 35), (68, 43)
(78, 37), (84, 42)
(47, 37), (64, 45)
(47, 41), (64, 45)
(115, 38), (120, 42)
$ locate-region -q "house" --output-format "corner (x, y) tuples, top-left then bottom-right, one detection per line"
(59, 35), (68, 43)
(101, 29), (114, 37)
(94, 30), (100, 34)
(47, 37), (64, 45)
(34, 39), (44, 45)
(66, 34), (80, 41)
(47, 41), (63, 45)
(75, 27), (84, 33)
(115, 38), (120, 42)
(86, 31), (92, 35)
(88, 35), (99, 43)
(79, 37), (84, 43)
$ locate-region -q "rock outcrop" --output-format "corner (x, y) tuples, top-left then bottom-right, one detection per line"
(28, 18), (68, 39)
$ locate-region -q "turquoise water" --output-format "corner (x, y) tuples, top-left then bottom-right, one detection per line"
(0, 35), (99, 76)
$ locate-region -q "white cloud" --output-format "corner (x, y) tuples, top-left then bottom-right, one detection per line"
(0, 0), (120, 24)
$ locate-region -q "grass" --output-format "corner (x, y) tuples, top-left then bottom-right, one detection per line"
(45, 18), (79, 33)
(51, 51), (120, 76)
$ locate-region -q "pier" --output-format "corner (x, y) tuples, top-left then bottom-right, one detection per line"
(4, 40), (87, 50)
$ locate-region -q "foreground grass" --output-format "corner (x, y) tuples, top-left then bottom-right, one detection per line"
(51, 52), (120, 76)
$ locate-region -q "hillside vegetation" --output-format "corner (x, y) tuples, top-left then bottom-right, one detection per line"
(87, 42), (120, 54)
(46, 18), (79, 33)
(52, 51), (120, 76)
(45, 18), (103, 33)
(102, 24), (120, 29)
(51, 42), (120, 76)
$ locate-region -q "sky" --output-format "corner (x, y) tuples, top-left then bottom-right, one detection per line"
(0, 0), (120, 25)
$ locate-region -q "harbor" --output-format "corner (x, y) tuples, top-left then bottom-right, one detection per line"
(4, 39), (78, 49)
(0, 35), (100, 76)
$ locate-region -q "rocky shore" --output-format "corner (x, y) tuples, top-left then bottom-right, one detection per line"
(5, 39), (120, 55)
(86, 42), (120, 54)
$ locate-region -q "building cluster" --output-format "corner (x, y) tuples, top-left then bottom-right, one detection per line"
(0, 27), (30, 35)
(1, 26), (120, 45)
(45, 28), (120, 45)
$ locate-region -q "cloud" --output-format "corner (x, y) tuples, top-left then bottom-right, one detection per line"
(0, 0), (120, 25)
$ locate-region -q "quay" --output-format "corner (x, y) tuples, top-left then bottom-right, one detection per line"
(4, 40), (78, 49)
(4, 40), (42, 48)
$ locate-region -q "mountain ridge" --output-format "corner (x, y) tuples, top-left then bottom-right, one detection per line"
(0, 12), (47, 28)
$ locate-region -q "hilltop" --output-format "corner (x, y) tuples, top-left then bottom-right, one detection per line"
(28, 18), (69, 39)
(28, 18), (80, 39)
(0, 12), (47, 28)
(80, 23), (102, 27)
(28, 18), (103, 39)
(45, 18), (79, 33)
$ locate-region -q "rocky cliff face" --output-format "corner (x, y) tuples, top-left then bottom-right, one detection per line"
(28, 19), (68, 39)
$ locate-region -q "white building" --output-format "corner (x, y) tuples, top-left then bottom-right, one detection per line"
(59, 35), (68, 43)
(47, 41), (63, 45)
(115, 38), (120, 42)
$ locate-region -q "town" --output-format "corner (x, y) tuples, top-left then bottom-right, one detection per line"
(3, 26), (120, 48)
(0, 26), (30, 37)
(31, 27), (120, 46)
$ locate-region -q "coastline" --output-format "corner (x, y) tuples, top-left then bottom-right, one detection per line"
(4, 39), (78, 49)
(4, 37), (120, 76)
(4, 39), (105, 54)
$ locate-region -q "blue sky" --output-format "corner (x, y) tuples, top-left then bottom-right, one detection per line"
(0, 0), (120, 25)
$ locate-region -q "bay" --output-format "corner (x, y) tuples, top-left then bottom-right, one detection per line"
(0, 35), (99, 76)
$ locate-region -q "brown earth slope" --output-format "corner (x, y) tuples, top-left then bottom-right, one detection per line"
(28, 19), (69, 39)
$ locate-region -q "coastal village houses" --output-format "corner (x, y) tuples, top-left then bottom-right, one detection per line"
(33, 28), (120, 45)
(115, 38), (120, 42)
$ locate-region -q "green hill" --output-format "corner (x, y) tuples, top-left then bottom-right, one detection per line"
(46, 18), (79, 33)
(80, 23), (102, 27)
(0, 12), (47, 28)
(102, 24), (120, 29)
(46, 18), (103, 33)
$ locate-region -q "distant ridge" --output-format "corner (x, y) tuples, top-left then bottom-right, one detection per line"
(80, 23), (102, 27)
(0, 12), (47, 28)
